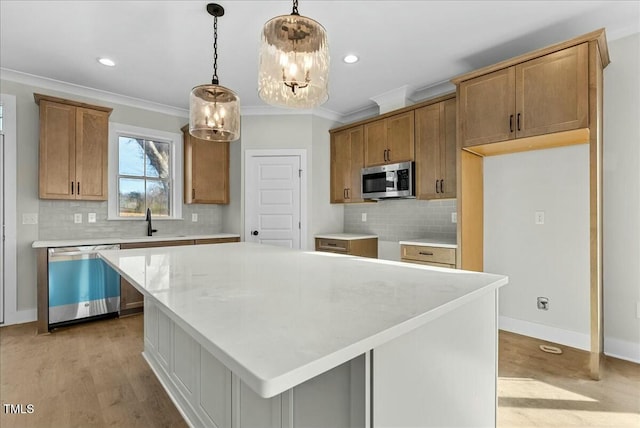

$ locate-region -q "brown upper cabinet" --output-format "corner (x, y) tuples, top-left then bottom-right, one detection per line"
(364, 111), (414, 166)
(182, 125), (230, 204)
(35, 94), (112, 200)
(330, 126), (364, 203)
(458, 43), (588, 147)
(415, 98), (457, 199)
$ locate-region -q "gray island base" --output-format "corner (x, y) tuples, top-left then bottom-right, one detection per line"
(99, 242), (507, 427)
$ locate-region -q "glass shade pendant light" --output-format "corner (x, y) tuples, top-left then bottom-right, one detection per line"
(189, 3), (240, 142)
(258, 0), (329, 109)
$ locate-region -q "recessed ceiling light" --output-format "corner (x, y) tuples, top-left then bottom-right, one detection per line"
(98, 57), (116, 67)
(343, 54), (359, 64)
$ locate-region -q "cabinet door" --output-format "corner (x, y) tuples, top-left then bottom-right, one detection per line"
(415, 104), (441, 200)
(440, 98), (457, 199)
(185, 129), (229, 204)
(459, 67), (515, 147)
(386, 111), (415, 163)
(330, 130), (350, 203)
(75, 108), (109, 200)
(363, 119), (387, 166)
(39, 101), (76, 199)
(347, 126), (364, 202)
(516, 43), (588, 138)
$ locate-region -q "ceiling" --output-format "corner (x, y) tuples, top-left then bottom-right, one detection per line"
(1, 1), (638, 120)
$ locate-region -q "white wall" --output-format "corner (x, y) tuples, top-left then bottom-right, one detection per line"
(224, 114), (343, 250)
(485, 145), (591, 350)
(603, 32), (640, 362)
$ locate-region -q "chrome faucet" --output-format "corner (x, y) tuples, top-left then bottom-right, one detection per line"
(146, 208), (157, 236)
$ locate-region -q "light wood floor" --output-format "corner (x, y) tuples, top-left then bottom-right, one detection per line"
(1, 317), (639, 427)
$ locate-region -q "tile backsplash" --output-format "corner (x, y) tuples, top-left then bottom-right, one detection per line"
(38, 200), (222, 240)
(344, 199), (457, 242)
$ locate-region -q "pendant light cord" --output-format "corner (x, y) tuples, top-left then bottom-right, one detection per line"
(212, 14), (219, 85)
(291, 0), (299, 15)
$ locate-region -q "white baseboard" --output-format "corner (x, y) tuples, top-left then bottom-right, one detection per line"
(1, 309), (37, 326)
(499, 316), (590, 351)
(604, 337), (640, 364)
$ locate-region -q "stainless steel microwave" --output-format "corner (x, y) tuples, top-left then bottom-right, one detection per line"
(361, 161), (415, 199)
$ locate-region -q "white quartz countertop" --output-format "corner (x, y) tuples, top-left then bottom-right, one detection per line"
(314, 233), (378, 240)
(399, 236), (458, 249)
(32, 233), (240, 248)
(99, 242), (506, 398)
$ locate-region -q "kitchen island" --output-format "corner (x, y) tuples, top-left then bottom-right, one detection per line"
(99, 242), (507, 428)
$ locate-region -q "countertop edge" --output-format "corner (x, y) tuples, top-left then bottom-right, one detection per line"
(399, 240), (458, 249)
(32, 233), (241, 248)
(315, 234), (378, 240)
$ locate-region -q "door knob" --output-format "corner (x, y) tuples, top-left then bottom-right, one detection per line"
(251, 230), (259, 236)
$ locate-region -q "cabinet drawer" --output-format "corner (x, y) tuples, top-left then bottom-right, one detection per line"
(401, 245), (456, 265)
(121, 240), (194, 250)
(316, 238), (349, 253)
(194, 237), (239, 245)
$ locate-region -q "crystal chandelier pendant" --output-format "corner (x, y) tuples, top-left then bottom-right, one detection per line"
(189, 3), (240, 142)
(190, 83), (240, 141)
(258, 2), (329, 109)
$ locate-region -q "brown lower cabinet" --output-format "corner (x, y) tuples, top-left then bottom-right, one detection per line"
(400, 244), (456, 269)
(119, 237), (240, 316)
(315, 237), (378, 258)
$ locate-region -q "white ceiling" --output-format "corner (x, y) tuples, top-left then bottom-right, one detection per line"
(1, 1), (638, 120)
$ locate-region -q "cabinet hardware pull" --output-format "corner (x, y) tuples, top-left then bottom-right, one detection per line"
(77, 182), (80, 195)
(509, 115), (514, 133)
(346, 188), (350, 199)
(435, 180), (439, 193)
(517, 113), (521, 131)
(440, 179), (444, 194)
(387, 149), (391, 161)
(419, 251), (434, 256)
(383, 149), (387, 162)
(71, 181), (74, 195)
(344, 188), (347, 199)
(328, 243), (337, 246)
(192, 188), (195, 199)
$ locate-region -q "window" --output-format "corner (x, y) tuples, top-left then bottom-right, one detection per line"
(108, 123), (182, 220)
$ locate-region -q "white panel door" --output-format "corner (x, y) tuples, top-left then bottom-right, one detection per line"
(246, 155), (301, 249)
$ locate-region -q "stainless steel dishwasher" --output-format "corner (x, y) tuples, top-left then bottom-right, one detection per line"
(48, 244), (121, 326)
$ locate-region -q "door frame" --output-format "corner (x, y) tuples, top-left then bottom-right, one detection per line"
(243, 149), (308, 250)
(1, 94), (20, 325)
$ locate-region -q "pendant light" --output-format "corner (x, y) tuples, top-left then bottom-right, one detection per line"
(258, 0), (329, 109)
(189, 3), (240, 142)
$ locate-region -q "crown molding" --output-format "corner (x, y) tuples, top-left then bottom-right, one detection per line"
(1, 68), (348, 122)
(0, 68), (189, 118)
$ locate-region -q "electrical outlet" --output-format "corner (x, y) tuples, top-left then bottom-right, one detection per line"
(451, 212), (457, 223)
(535, 211), (545, 225)
(74, 213), (82, 224)
(192, 213), (198, 222)
(22, 213), (38, 225)
(361, 213), (367, 222)
(88, 213), (97, 223)
(537, 297), (549, 310)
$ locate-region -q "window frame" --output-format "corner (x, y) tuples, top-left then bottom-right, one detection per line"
(108, 122), (183, 220)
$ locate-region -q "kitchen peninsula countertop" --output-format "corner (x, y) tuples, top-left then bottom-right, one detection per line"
(32, 233), (240, 248)
(99, 242), (506, 399)
(399, 236), (458, 248)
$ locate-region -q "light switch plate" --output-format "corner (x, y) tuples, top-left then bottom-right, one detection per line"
(22, 213), (38, 225)
(535, 211), (545, 225)
(88, 213), (97, 223)
(192, 213), (198, 222)
(361, 213), (367, 222)
(74, 213), (82, 224)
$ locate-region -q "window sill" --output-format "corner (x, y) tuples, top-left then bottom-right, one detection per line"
(107, 217), (184, 221)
